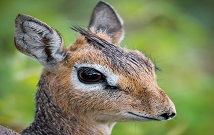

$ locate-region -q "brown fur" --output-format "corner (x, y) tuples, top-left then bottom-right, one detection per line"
(8, 1), (177, 135)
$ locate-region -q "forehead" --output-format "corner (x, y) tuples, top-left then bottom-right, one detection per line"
(94, 42), (154, 75)
(68, 27), (155, 77)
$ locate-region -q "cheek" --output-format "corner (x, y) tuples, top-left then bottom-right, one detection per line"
(69, 90), (133, 114)
(49, 75), (73, 112)
(69, 91), (113, 113)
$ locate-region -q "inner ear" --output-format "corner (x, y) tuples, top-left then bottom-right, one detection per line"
(88, 1), (124, 45)
(14, 14), (68, 69)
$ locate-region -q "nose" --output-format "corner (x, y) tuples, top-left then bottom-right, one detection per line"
(160, 108), (176, 120)
(160, 112), (176, 120)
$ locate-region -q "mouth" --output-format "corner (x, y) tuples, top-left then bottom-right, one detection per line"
(127, 112), (161, 121)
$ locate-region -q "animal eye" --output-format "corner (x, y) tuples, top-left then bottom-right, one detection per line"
(77, 67), (104, 84)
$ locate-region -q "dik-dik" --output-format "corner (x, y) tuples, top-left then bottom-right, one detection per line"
(1, 1), (176, 135)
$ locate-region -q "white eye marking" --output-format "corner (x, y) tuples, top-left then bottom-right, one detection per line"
(71, 63), (119, 91)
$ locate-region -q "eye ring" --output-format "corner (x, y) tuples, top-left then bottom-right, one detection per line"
(77, 67), (105, 84)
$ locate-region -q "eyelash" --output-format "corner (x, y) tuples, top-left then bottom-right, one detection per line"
(155, 66), (162, 72)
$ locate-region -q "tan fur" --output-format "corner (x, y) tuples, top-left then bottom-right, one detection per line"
(12, 1), (176, 135)
(24, 33), (175, 134)
(48, 36), (175, 122)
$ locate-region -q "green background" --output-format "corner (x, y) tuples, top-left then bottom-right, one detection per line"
(0, 0), (213, 135)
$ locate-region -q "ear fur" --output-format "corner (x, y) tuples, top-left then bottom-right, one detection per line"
(88, 1), (124, 45)
(14, 14), (67, 69)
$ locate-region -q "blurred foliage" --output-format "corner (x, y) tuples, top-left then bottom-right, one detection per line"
(0, 0), (213, 135)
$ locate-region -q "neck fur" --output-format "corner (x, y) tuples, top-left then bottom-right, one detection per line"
(21, 76), (115, 135)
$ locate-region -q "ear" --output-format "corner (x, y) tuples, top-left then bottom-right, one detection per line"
(88, 1), (124, 45)
(14, 14), (67, 69)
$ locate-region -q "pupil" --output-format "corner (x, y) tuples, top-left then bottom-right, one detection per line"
(83, 69), (100, 81)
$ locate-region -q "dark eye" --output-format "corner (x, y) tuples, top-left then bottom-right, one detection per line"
(77, 67), (105, 84)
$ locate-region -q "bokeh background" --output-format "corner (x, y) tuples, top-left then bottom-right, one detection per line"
(0, 0), (213, 135)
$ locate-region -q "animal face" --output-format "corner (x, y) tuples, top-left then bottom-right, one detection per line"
(14, 1), (176, 123)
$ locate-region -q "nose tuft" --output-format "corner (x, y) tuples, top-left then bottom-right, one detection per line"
(160, 112), (176, 120)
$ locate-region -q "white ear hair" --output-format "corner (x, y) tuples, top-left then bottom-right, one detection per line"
(14, 14), (67, 69)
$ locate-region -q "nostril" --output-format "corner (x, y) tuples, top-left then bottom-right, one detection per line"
(160, 112), (176, 120)
(160, 113), (169, 119)
(171, 112), (176, 117)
